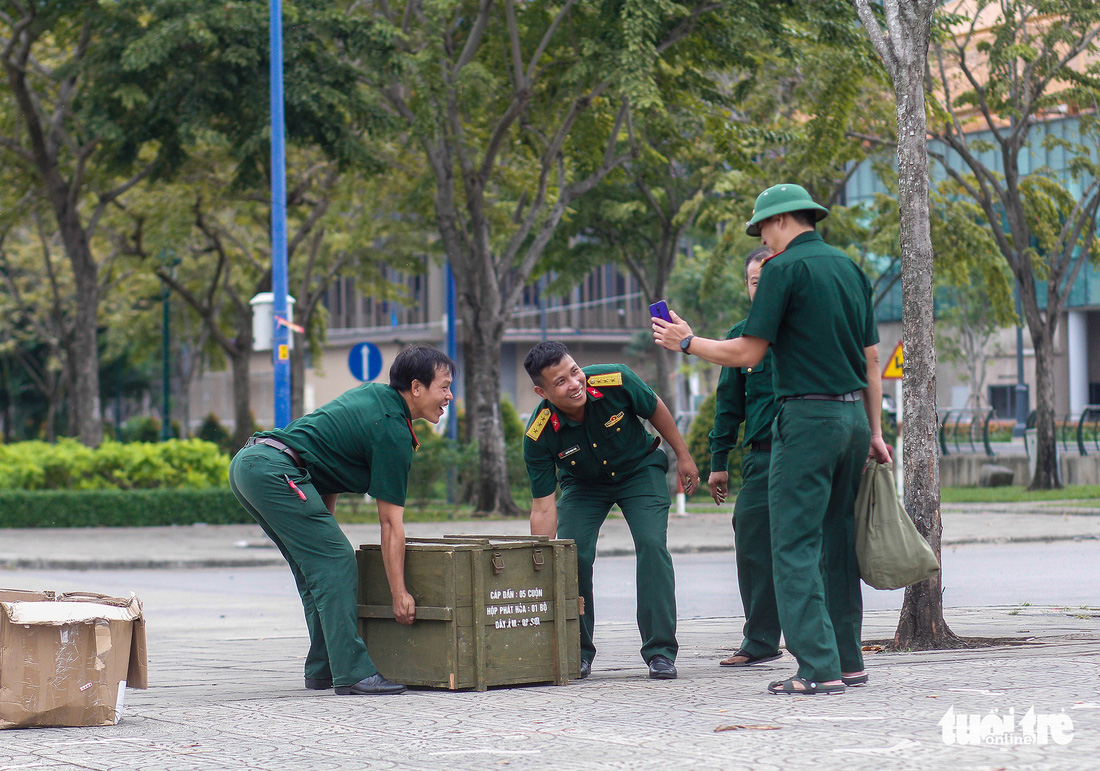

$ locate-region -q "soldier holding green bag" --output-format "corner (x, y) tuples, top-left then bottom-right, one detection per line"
(654, 183), (892, 696)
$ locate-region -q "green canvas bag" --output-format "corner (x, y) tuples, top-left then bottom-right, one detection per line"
(854, 459), (940, 590)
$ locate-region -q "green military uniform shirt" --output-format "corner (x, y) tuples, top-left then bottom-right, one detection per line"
(523, 364), (661, 498)
(742, 231), (878, 398)
(262, 382), (418, 504)
(709, 320), (779, 473)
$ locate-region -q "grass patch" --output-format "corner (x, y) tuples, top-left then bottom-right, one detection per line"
(940, 485), (1100, 503)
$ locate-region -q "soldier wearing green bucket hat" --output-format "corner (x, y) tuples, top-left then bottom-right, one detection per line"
(652, 183), (892, 696)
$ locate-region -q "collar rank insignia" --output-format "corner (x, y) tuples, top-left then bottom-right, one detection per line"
(406, 418), (420, 452)
(604, 411), (625, 428)
(587, 372), (623, 388)
(550, 413), (561, 432)
(586, 387), (604, 399)
(526, 408), (552, 441)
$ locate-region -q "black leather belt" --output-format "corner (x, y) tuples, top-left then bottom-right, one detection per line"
(750, 441), (772, 453)
(781, 390), (861, 404)
(244, 436), (304, 468)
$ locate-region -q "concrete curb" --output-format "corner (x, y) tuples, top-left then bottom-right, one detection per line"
(6, 533), (1099, 571)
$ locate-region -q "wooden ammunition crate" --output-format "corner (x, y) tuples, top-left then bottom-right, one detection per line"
(356, 535), (581, 691)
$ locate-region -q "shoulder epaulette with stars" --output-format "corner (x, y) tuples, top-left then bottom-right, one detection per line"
(526, 408), (552, 441)
(587, 372), (622, 388)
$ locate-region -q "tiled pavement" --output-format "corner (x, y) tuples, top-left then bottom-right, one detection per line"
(0, 597), (1096, 768)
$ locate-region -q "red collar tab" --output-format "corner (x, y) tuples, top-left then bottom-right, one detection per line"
(760, 249), (785, 266)
(550, 413), (561, 432)
(406, 418), (420, 452)
(586, 387), (604, 399)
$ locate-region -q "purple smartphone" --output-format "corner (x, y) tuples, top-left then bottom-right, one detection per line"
(649, 300), (672, 323)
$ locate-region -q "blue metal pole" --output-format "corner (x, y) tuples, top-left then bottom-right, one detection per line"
(270, 0), (291, 427)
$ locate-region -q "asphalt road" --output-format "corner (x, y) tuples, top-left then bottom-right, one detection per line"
(3, 540), (1097, 640)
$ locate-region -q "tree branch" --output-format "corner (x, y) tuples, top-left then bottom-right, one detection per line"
(852, 0), (896, 75)
(455, 0), (494, 73)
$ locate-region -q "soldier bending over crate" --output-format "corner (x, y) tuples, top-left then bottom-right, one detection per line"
(229, 344), (455, 696)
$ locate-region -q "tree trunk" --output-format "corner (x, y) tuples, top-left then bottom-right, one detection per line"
(652, 345), (675, 411)
(461, 302), (521, 516)
(889, 25), (957, 650)
(291, 343), (306, 420)
(1028, 323), (1060, 489)
(230, 312), (254, 449)
(70, 285), (103, 445)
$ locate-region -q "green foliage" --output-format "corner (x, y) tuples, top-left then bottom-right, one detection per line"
(196, 413), (236, 455)
(940, 484), (1100, 503)
(405, 429), (530, 512)
(0, 489), (248, 528)
(455, 400), (525, 445)
(85, 0), (383, 184)
(121, 416), (164, 443)
(685, 393), (745, 492)
(500, 399), (525, 444)
(0, 439), (229, 490)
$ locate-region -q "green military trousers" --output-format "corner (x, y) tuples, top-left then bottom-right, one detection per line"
(768, 399), (870, 682)
(733, 449), (781, 658)
(557, 459), (678, 665)
(229, 444), (378, 687)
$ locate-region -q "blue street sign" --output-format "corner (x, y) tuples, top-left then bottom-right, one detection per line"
(348, 342), (383, 382)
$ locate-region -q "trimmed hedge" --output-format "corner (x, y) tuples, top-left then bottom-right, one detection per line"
(0, 439), (229, 490)
(0, 489), (251, 528)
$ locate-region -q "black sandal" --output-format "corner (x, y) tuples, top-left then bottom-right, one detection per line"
(719, 649), (783, 667)
(767, 676), (845, 695)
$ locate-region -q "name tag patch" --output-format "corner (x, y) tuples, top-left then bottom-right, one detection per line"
(604, 411), (625, 428)
(558, 446), (580, 459)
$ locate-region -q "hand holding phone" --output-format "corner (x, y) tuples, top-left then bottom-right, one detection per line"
(649, 300), (672, 323)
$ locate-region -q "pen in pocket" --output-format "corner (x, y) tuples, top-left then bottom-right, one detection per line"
(284, 474), (307, 501)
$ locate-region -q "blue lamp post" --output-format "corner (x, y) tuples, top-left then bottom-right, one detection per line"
(270, 0), (291, 427)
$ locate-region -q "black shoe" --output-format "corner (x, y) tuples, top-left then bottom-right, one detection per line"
(648, 655), (677, 680)
(578, 659), (592, 680)
(304, 677), (333, 690)
(334, 673), (407, 695)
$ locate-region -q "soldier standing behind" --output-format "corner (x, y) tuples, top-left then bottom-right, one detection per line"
(521, 342), (699, 680)
(653, 183), (891, 695)
(708, 246), (783, 669)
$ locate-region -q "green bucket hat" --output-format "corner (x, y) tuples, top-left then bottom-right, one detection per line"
(745, 183), (829, 237)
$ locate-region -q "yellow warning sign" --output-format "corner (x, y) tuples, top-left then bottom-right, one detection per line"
(882, 341), (903, 380)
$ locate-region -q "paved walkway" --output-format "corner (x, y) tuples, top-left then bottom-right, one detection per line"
(2, 500), (1099, 570)
(0, 597), (1095, 769)
(1, 500), (1098, 768)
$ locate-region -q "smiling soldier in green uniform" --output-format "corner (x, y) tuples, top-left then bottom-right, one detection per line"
(708, 246), (783, 670)
(522, 341), (699, 680)
(229, 344), (455, 697)
(653, 183), (892, 695)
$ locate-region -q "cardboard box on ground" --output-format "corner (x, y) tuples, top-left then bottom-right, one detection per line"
(0, 589), (147, 729)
